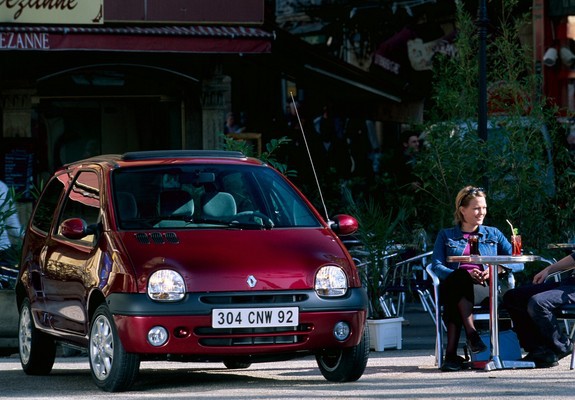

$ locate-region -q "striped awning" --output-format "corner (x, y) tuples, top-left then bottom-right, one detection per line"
(0, 25), (274, 53)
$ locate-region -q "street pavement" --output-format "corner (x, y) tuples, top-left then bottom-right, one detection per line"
(1, 301), (575, 399)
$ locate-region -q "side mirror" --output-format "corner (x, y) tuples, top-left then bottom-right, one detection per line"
(60, 218), (88, 240)
(329, 214), (359, 236)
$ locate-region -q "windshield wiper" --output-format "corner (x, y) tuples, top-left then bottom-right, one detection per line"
(228, 220), (272, 230)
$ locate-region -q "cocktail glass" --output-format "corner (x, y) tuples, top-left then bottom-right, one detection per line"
(511, 235), (522, 256)
(468, 234), (479, 255)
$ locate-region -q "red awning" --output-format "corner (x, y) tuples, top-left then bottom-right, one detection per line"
(0, 25), (273, 53)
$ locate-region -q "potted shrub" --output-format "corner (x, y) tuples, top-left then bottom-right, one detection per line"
(344, 192), (409, 351)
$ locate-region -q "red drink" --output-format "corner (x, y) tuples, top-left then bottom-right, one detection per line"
(511, 235), (522, 255)
(468, 234), (479, 255)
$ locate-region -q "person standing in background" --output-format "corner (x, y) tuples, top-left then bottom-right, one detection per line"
(396, 130), (421, 190)
(0, 180), (22, 265)
(224, 112), (245, 134)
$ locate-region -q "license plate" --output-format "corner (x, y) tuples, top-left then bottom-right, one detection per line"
(212, 307), (299, 328)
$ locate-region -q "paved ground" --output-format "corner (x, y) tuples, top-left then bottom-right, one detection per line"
(401, 300), (438, 351)
(2, 301), (575, 398)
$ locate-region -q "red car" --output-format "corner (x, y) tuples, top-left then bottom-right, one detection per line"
(16, 150), (369, 392)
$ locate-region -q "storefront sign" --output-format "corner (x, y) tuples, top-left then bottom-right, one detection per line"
(0, 0), (103, 24)
(0, 32), (48, 49)
(0, 25), (273, 53)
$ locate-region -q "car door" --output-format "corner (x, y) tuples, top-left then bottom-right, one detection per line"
(42, 170), (102, 336)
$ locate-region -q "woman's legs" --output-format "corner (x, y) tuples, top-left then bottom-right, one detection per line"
(445, 321), (462, 356)
(441, 269), (484, 357)
(459, 295), (477, 336)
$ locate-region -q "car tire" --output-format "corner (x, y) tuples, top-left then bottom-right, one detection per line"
(19, 298), (56, 375)
(89, 304), (140, 392)
(223, 359), (251, 369)
(315, 323), (370, 382)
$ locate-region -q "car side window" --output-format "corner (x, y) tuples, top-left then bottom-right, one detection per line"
(58, 171), (101, 245)
(31, 175), (65, 233)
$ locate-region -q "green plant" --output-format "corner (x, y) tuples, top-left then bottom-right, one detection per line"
(222, 134), (297, 177)
(343, 187), (409, 319)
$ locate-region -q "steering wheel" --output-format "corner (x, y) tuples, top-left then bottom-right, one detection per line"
(233, 211), (274, 228)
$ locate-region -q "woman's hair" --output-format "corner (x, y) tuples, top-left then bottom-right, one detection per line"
(454, 186), (486, 225)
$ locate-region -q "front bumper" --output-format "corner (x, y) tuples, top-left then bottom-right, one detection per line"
(107, 288), (368, 356)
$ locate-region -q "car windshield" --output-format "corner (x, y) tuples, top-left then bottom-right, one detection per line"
(111, 164), (321, 230)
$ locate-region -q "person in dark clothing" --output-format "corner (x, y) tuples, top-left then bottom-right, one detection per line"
(503, 253), (575, 368)
(395, 130), (421, 190)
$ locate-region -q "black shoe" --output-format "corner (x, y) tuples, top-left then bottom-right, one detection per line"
(466, 331), (488, 354)
(556, 341), (574, 361)
(522, 348), (558, 368)
(441, 354), (467, 372)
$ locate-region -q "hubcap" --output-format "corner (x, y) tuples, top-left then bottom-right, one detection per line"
(90, 315), (114, 380)
(18, 306), (32, 364)
(320, 350), (343, 371)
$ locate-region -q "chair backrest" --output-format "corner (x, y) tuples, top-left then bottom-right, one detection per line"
(117, 191), (138, 219)
(201, 191), (237, 218)
(158, 190), (194, 218)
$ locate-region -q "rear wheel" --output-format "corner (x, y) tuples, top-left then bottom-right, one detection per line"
(316, 324), (369, 382)
(89, 304), (140, 392)
(19, 298), (56, 375)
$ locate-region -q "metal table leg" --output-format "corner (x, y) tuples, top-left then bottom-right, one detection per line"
(484, 263), (534, 370)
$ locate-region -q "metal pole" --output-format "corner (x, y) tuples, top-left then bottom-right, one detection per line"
(477, 0), (488, 142)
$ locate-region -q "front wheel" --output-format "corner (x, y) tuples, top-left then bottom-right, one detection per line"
(315, 324), (370, 382)
(89, 304), (140, 392)
(19, 298), (56, 375)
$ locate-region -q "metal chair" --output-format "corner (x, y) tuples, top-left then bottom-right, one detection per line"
(555, 304), (575, 369)
(349, 248), (403, 318)
(425, 263), (515, 368)
(390, 250), (434, 318)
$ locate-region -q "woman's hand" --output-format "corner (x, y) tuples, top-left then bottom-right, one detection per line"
(469, 268), (487, 285)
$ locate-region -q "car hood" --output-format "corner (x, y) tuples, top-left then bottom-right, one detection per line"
(118, 228), (357, 293)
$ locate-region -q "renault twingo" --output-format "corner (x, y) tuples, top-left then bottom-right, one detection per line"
(16, 150), (369, 392)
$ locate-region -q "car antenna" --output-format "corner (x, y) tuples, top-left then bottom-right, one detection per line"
(289, 92), (330, 222)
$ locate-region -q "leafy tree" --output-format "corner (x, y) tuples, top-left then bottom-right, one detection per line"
(410, 0), (575, 277)
(221, 134), (297, 177)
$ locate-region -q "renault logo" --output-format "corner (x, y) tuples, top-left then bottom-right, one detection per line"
(247, 275), (257, 288)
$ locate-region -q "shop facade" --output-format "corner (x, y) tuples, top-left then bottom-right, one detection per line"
(0, 0), (422, 201)
(0, 1), (278, 187)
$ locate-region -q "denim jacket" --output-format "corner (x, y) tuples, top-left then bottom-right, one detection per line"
(431, 224), (524, 281)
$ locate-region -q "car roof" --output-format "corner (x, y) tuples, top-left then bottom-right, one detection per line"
(61, 150), (265, 171)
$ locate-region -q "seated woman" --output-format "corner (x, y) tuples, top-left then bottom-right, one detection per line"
(431, 186), (523, 371)
(503, 253), (575, 368)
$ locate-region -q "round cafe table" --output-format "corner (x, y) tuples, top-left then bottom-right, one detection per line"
(547, 243), (575, 255)
(447, 255), (540, 370)
(547, 243), (575, 249)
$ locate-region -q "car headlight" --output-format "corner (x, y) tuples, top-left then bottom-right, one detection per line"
(315, 266), (348, 297)
(148, 269), (185, 301)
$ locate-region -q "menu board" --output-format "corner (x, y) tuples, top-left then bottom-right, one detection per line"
(1, 140), (35, 201)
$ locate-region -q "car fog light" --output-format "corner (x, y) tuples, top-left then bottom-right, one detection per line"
(333, 321), (351, 341)
(148, 326), (169, 346)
